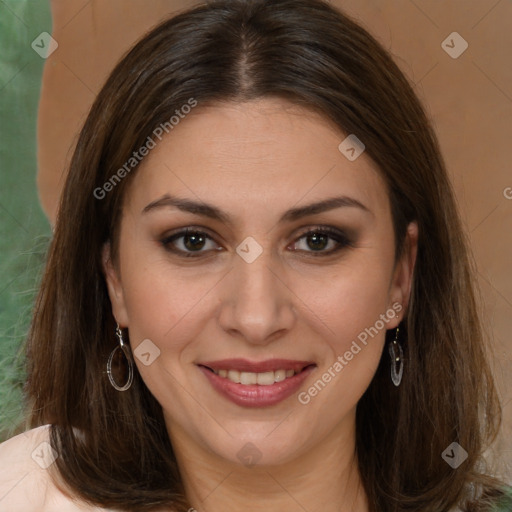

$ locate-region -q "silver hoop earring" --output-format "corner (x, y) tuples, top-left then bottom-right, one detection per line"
(388, 326), (403, 387)
(107, 324), (134, 391)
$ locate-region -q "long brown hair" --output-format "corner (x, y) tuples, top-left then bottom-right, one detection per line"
(25, 0), (508, 510)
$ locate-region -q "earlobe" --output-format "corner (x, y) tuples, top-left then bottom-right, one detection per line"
(102, 242), (129, 326)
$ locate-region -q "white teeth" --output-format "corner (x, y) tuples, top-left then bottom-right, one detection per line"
(212, 368), (299, 385)
(227, 370), (241, 383)
(274, 369), (286, 382)
(240, 372), (257, 385)
(257, 372), (275, 385)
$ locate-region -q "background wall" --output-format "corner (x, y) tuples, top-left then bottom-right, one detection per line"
(1, 0), (511, 480)
(0, 0), (52, 439)
(339, 0), (512, 478)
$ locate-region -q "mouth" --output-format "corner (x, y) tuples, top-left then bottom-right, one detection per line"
(197, 359), (317, 407)
(198, 358), (315, 385)
(199, 365), (314, 385)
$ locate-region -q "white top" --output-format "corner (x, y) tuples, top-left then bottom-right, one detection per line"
(0, 425), (109, 512)
(0, 426), (466, 512)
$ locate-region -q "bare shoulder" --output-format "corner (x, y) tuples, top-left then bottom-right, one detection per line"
(0, 425), (53, 510)
(0, 425), (108, 511)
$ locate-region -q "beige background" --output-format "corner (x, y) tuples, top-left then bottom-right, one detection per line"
(37, 0), (512, 480)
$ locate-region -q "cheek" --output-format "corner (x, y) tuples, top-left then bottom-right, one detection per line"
(118, 255), (212, 414)
(117, 243), (217, 356)
(294, 257), (394, 350)
(295, 267), (394, 417)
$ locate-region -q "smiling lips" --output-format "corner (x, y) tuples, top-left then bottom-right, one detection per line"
(198, 358), (316, 407)
(200, 358), (314, 385)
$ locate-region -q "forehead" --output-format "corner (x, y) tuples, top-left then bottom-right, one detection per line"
(124, 98), (390, 224)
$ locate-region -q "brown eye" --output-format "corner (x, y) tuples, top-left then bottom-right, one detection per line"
(181, 232), (207, 251)
(161, 229), (220, 257)
(304, 232), (331, 251)
(291, 227), (352, 256)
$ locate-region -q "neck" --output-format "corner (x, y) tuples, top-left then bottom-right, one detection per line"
(166, 412), (370, 512)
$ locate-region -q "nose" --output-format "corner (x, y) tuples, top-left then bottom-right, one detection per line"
(217, 243), (296, 346)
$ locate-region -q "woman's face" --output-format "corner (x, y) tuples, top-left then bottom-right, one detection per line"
(104, 98), (417, 467)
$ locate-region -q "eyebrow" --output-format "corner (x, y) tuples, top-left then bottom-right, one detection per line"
(142, 194), (372, 224)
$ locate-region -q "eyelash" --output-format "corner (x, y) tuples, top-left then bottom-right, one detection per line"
(160, 226), (353, 258)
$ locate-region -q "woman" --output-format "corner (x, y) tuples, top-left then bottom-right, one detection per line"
(0, 0), (510, 510)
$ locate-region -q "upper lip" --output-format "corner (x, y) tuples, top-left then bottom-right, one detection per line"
(198, 358), (316, 373)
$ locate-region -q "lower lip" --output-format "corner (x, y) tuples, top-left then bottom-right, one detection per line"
(198, 365), (316, 407)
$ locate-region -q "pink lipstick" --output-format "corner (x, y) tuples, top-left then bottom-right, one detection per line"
(197, 358), (316, 407)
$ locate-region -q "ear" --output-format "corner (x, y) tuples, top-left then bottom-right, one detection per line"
(387, 221), (418, 326)
(102, 242), (129, 327)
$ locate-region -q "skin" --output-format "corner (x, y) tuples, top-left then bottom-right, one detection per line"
(103, 97), (418, 512)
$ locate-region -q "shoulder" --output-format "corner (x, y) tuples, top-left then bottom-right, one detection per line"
(0, 425), (53, 510)
(0, 425), (108, 512)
